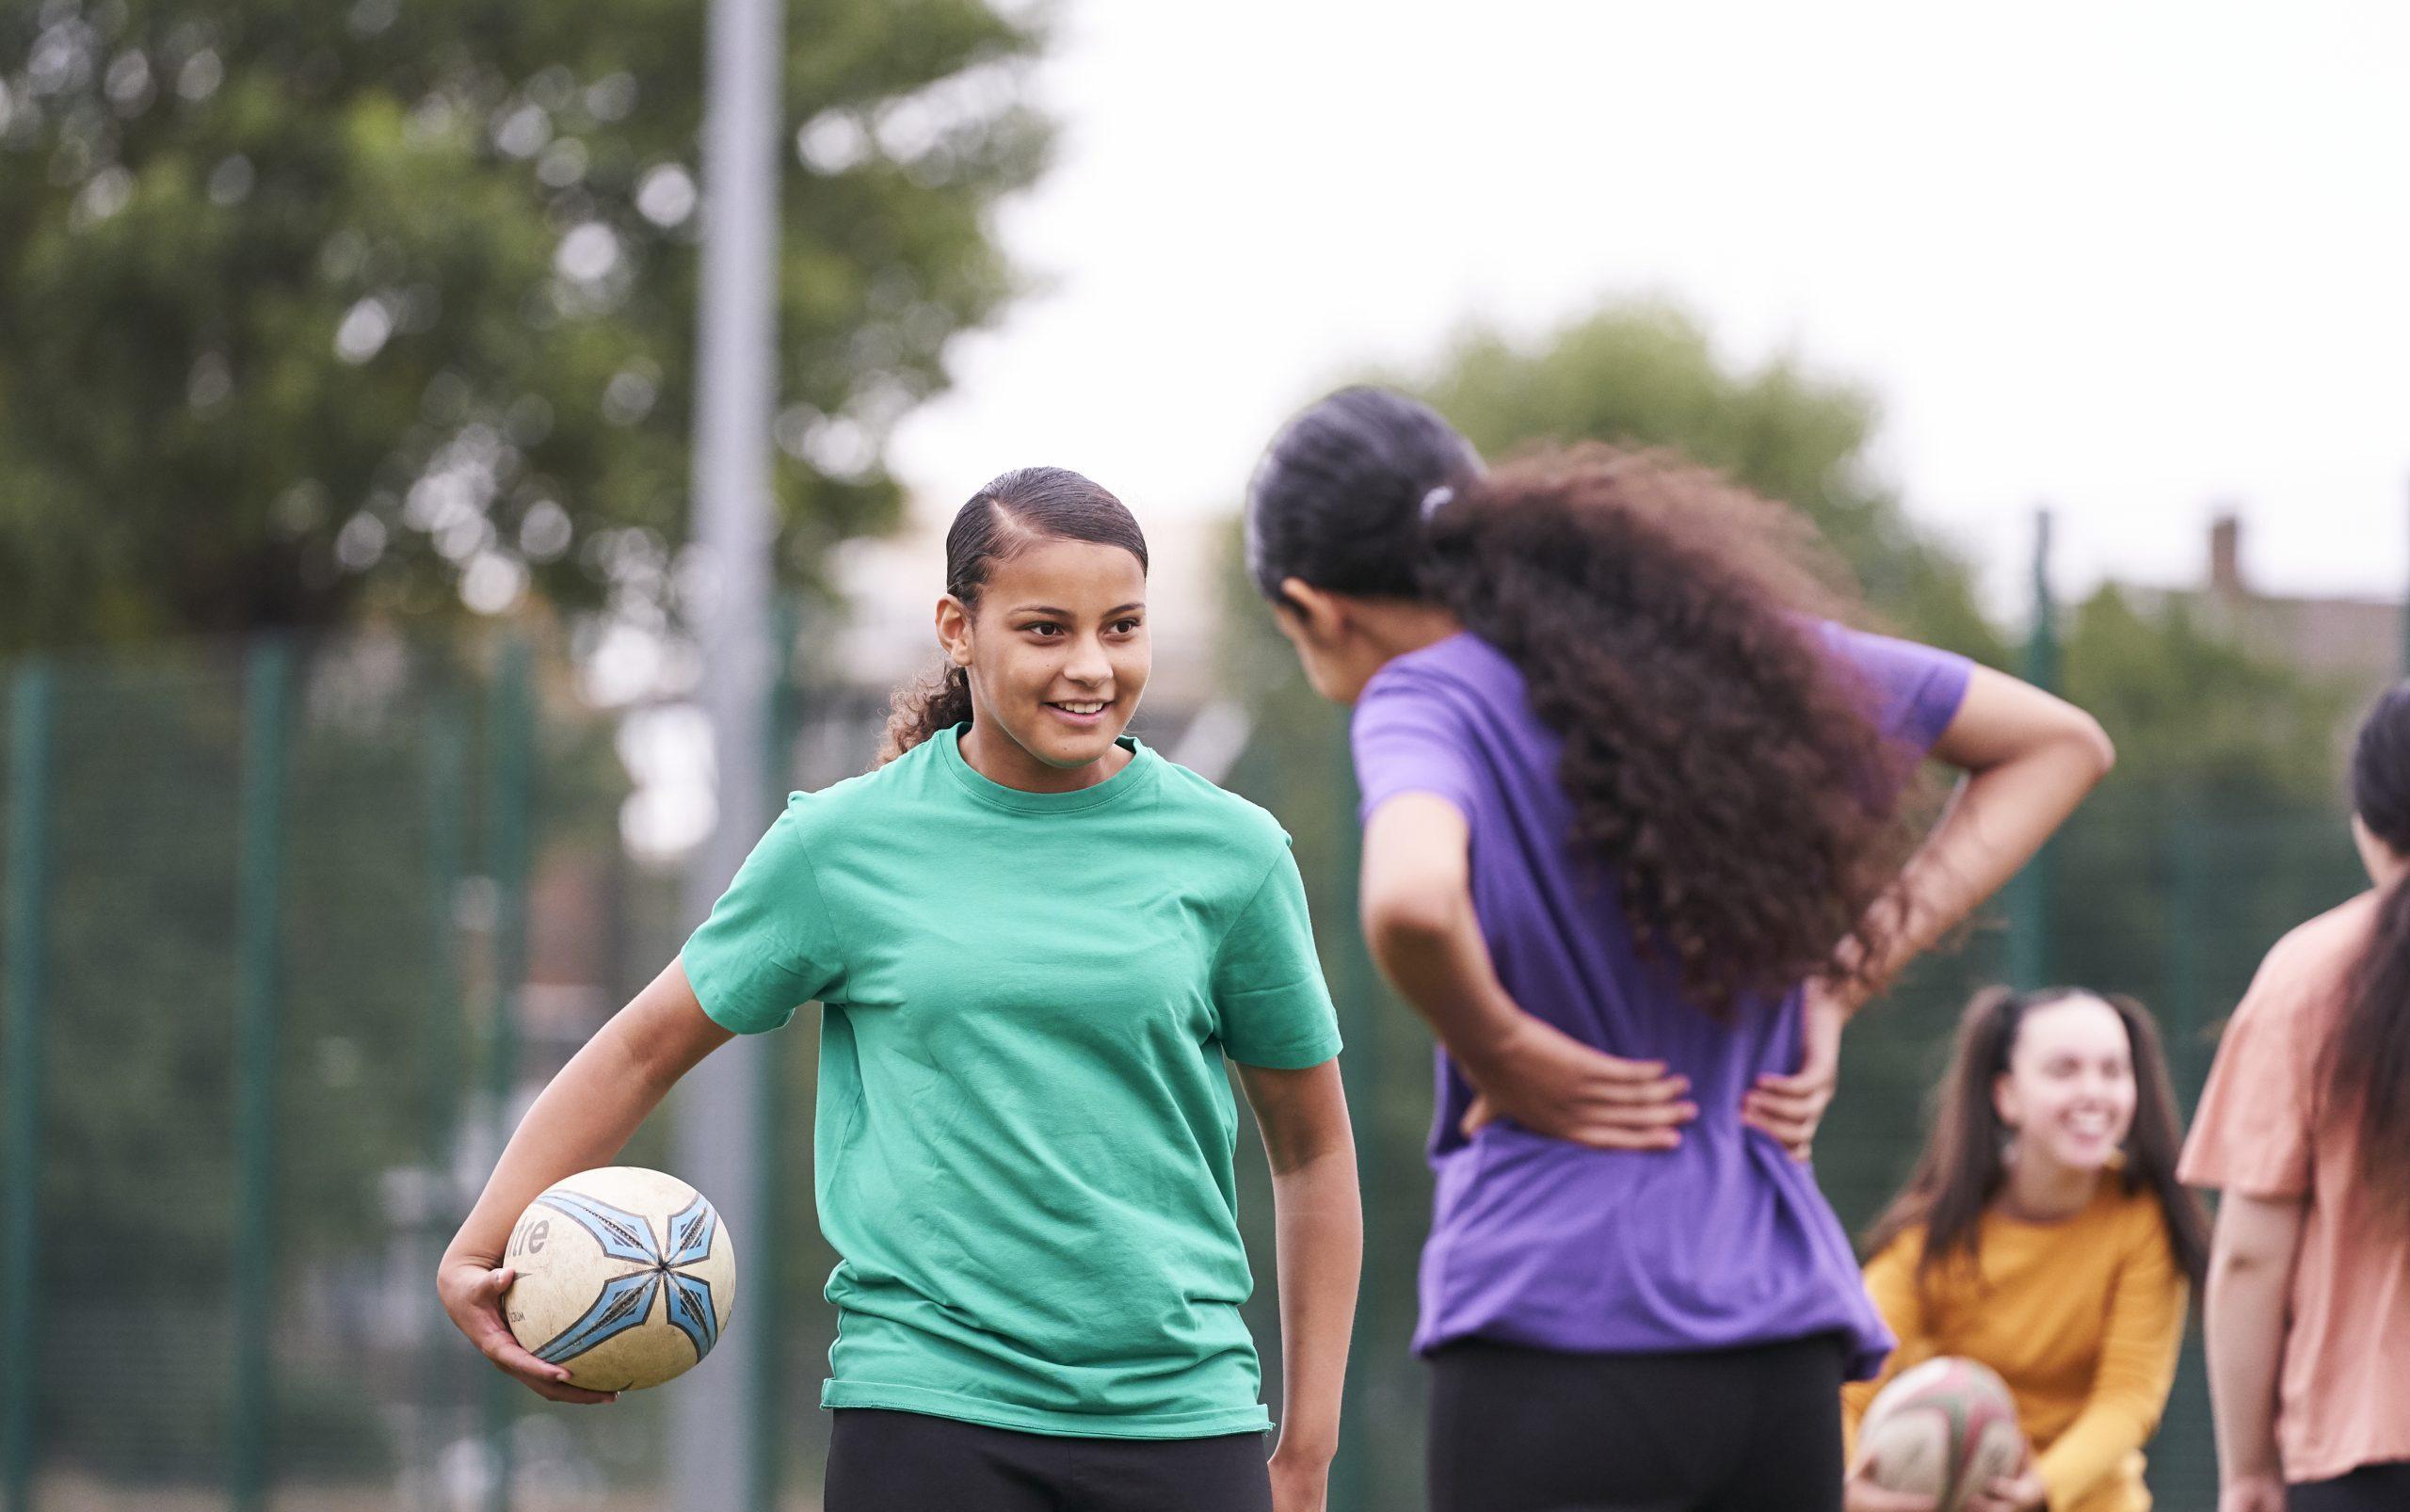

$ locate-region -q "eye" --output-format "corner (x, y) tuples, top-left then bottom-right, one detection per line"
(1023, 621), (1064, 638)
(1111, 617), (1144, 635)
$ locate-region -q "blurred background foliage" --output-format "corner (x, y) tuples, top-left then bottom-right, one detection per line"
(0, 0), (1049, 651)
(0, 2), (2388, 1505)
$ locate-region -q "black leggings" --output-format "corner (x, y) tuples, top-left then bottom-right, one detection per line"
(2290, 1462), (2410, 1512)
(825, 1407), (1273, 1512)
(1428, 1333), (1847, 1512)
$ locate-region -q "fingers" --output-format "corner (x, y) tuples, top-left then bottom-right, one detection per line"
(1751, 1068), (1829, 1097)
(1558, 1120), (1685, 1151)
(1585, 1054), (1673, 1083)
(1743, 1082), (1828, 1116)
(1578, 1074), (1691, 1108)
(1849, 1482), (1941, 1512)
(1740, 1105), (1817, 1162)
(459, 1266), (618, 1404)
(1459, 1094), (1494, 1136)
(520, 1373), (619, 1406)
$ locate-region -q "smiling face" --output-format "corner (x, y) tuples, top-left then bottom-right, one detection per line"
(939, 536), (1149, 789)
(1993, 993), (2137, 1176)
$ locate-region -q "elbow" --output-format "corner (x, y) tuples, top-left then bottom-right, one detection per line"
(1361, 886), (1459, 958)
(2060, 706), (2115, 784)
(2209, 1242), (2284, 1287)
(2075, 711), (2116, 781)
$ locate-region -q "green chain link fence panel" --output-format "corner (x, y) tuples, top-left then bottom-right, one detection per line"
(0, 633), (2367, 1511)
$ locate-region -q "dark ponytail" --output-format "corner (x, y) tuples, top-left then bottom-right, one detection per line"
(1246, 386), (1905, 1014)
(877, 466), (1147, 764)
(2331, 681), (2410, 1216)
(1865, 987), (2210, 1295)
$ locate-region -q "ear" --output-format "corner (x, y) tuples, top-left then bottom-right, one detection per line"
(1276, 577), (1352, 645)
(934, 595), (973, 668)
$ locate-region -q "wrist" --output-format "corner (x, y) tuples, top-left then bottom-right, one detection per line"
(1269, 1431), (1337, 1470)
(1446, 1000), (1532, 1070)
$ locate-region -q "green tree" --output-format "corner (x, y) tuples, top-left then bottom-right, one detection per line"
(1402, 301), (2007, 661)
(0, 0), (1049, 650)
(2062, 584), (2356, 803)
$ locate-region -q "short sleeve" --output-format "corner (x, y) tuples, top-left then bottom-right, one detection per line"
(1350, 669), (1484, 824)
(2178, 950), (2319, 1199)
(679, 804), (845, 1035)
(1819, 622), (1973, 759)
(1212, 845), (1343, 1070)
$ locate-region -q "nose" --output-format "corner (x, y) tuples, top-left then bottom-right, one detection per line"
(1062, 632), (1111, 687)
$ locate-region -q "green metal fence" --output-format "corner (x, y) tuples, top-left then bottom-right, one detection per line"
(0, 626), (2373, 1511)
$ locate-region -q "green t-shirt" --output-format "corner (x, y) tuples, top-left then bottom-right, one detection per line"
(681, 726), (1342, 1439)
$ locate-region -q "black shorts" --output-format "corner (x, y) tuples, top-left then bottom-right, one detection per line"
(2290, 1461), (2410, 1512)
(825, 1407), (1273, 1512)
(1427, 1333), (1847, 1512)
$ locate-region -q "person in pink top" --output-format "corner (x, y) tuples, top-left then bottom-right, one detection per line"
(2179, 681), (2410, 1512)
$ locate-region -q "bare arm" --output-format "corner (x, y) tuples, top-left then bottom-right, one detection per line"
(1360, 794), (1695, 1148)
(1235, 1059), (1361, 1512)
(436, 959), (735, 1402)
(1746, 666), (2114, 1154)
(1841, 664), (2115, 1007)
(2205, 1193), (2307, 1507)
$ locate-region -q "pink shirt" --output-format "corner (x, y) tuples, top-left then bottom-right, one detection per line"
(2177, 891), (2410, 1484)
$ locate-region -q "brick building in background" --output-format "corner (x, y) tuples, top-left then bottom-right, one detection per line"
(2188, 512), (2403, 692)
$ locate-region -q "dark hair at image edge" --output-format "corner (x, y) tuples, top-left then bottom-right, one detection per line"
(878, 466), (1147, 764)
(1864, 987), (2211, 1295)
(1247, 385), (1913, 1014)
(2332, 680), (2410, 1216)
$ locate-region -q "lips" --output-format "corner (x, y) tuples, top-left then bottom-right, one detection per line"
(1045, 700), (1110, 724)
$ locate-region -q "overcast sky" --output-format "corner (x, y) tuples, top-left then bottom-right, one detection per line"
(887, 0), (2410, 618)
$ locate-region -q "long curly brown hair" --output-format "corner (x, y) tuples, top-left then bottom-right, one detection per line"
(1247, 386), (1920, 1014)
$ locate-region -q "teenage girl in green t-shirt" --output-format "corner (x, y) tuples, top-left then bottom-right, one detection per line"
(438, 467), (1362, 1512)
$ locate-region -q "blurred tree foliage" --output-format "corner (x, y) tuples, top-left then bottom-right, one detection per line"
(1400, 301), (2008, 663)
(0, 0), (1050, 651)
(2061, 584), (2357, 803)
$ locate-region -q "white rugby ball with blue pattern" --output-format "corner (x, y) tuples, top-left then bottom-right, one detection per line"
(503, 1166), (737, 1391)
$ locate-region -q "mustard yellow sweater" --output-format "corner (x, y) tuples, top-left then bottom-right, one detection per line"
(1842, 1181), (2189, 1512)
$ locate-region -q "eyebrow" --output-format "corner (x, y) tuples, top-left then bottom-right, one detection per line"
(1012, 603), (1147, 616)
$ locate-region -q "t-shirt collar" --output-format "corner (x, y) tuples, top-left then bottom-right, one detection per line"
(935, 723), (1152, 814)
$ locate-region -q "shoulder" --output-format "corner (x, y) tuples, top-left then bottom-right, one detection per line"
(779, 745), (931, 842)
(2259, 891), (2378, 980)
(1146, 753), (1293, 861)
(1810, 619), (1971, 697)
(1864, 1220), (1928, 1272)
(2235, 892), (2377, 1028)
(2100, 1177), (2177, 1250)
(1361, 633), (1518, 706)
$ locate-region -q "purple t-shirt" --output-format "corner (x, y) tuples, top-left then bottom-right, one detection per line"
(1351, 622), (1971, 1377)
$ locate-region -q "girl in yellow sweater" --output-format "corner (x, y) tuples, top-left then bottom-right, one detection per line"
(1843, 988), (2210, 1512)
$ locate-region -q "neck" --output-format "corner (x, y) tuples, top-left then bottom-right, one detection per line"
(1997, 1145), (2101, 1224)
(1359, 601), (1465, 663)
(956, 721), (1129, 794)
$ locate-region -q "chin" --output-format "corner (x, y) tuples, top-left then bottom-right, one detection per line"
(2055, 1141), (2122, 1174)
(1034, 725), (1130, 768)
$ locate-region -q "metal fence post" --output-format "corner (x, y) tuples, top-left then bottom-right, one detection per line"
(744, 604), (799, 1512)
(2, 661), (57, 1512)
(2006, 508), (2060, 990)
(419, 688), (470, 1511)
(481, 636), (534, 1512)
(1325, 722), (1374, 1512)
(232, 636), (295, 1512)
